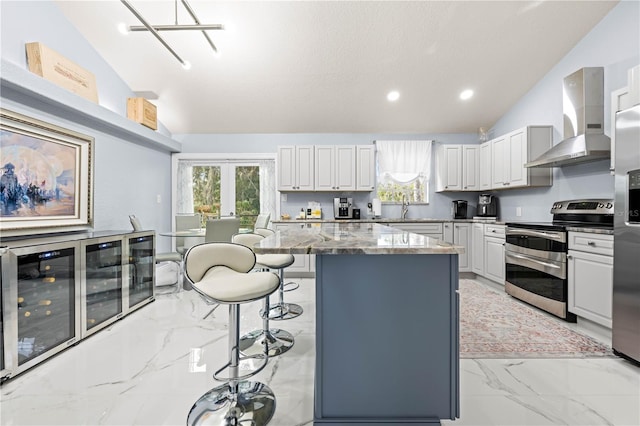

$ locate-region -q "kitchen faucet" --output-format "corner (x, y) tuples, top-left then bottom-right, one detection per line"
(401, 194), (410, 219)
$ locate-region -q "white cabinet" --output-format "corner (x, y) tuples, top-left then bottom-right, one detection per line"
(279, 144), (374, 192)
(479, 142), (492, 191)
(568, 232), (613, 328)
(278, 145), (314, 191)
(356, 145), (376, 191)
(389, 222), (443, 240)
(443, 222), (471, 272)
(435, 144), (479, 192)
(490, 126), (553, 189)
(483, 224), (505, 284)
(471, 223), (485, 275)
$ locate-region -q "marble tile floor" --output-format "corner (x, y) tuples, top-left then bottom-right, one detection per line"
(1, 278), (638, 426)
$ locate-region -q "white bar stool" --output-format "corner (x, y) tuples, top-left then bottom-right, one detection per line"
(184, 242), (280, 426)
(232, 233), (295, 357)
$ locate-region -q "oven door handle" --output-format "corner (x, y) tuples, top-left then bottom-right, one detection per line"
(505, 252), (566, 279)
(506, 228), (566, 242)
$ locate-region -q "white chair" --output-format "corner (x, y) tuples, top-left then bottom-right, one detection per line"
(205, 218), (241, 243)
(175, 214), (201, 254)
(184, 242), (280, 425)
(254, 213), (271, 230)
(129, 215), (182, 264)
(232, 232), (295, 357)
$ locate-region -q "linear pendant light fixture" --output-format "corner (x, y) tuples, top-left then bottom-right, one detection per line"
(120, 0), (224, 69)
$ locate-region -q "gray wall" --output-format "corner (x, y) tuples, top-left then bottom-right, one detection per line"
(488, 0), (640, 221)
(1, 1), (175, 250)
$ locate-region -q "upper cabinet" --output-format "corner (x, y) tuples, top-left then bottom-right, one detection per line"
(437, 126), (553, 192)
(356, 145), (376, 191)
(315, 145), (356, 191)
(435, 144), (479, 192)
(491, 126), (553, 189)
(278, 144), (375, 192)
(277, 145), (314, 191)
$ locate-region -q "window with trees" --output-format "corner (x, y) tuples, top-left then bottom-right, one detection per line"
(375, 140), (432, 203)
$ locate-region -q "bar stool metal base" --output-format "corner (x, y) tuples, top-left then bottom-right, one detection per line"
(263, 303), (303, 321)
(240, 328), (294, 357)
(187, 380), (276, 426)
(283, 281), (299, 292)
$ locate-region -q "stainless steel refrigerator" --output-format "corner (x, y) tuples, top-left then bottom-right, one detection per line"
(613, 103), (640, 364)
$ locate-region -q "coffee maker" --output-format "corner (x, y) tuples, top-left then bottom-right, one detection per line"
(477, 194), (498, 217)
(334, 197), (353, 219)
(452, 200), (468, 219)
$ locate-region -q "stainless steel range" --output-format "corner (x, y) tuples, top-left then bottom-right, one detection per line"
(505, 199), (614, 321)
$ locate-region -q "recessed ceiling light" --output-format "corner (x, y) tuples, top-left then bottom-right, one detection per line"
(117, 22), (129, 35)
(387, 91), (400, 102)
(459, 89), (474, 100)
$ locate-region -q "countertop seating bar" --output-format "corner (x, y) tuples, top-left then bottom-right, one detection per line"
(253, 222), (462, 425)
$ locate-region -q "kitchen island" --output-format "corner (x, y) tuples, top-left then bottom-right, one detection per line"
(254, 222), (462, 425)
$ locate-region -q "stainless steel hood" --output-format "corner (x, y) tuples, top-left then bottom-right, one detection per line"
(526, 67), (610, 168)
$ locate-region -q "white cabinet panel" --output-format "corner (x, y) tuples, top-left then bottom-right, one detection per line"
(491, 136), (507, 188)
(278, 145), (314, 191)
(484, 236), (505, 285)
(443, 222), (470, 272)
(462, 145), (479, 191)
(479, 142), (492, 191)
(356, 145), (376, 191)
(436, 144), (479, 192)
(567, 232), (613, 328)
(471, 223), (485, 275)
(314, 145), (335, 191)
(334, 145), (356, 190)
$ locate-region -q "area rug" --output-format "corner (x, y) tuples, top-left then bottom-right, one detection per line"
(459, 279), (614, 359)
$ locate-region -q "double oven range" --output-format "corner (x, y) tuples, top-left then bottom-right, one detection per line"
(505, 199), (613, 321)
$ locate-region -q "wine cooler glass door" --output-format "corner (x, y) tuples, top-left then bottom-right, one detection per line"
(13, 242), (81, 374)
(127, 233), (155, 311)
(82, 238), (124, 337)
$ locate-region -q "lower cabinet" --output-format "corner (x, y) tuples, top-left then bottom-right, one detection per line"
(484, 236), (505, 284)
(443, 222), (471, 272)
(567, 232), (613, 328)
(284, 254), (316, 277)
(471, 223), (485, 275)
(1, 231), (155, 381)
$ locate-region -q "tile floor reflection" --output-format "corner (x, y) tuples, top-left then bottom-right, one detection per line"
(1, 278), (638, 425)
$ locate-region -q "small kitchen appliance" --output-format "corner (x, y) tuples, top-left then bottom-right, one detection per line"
(334, 197), (353, 220)
(452, 200), (468, 219)
(477, 194), (498, 217)
(352, 209), (361, 219)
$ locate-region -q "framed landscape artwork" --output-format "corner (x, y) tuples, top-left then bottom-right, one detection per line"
(0, 109), (94, 235)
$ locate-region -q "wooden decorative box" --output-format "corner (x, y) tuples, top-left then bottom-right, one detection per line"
(25, 42), (99, 103)
(127, 97), (157, 130)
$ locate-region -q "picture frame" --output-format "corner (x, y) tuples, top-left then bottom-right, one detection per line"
(0, 109), (94, 235)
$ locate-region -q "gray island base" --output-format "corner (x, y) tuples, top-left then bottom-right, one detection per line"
(255, 223), (461, 425)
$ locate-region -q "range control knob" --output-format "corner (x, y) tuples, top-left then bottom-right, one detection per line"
(606, 203), (613, 209)
(598, 203), (604, 208)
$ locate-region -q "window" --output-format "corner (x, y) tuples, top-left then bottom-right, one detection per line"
(375, 140), (432, 203)
(173, 155), (276, 229)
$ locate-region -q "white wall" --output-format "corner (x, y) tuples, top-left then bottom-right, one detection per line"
(488, 0), (640, 222)
(1, 1), (176, 250)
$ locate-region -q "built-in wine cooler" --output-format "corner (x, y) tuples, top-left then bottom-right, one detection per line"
(12, 241), (81, 375)
(126, 234), (155, 310)
(81, 238), (124, 337)
(1, 231), (155, 382)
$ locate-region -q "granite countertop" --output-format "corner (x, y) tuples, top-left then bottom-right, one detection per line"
(273, 218), (506, 225)
(254, 222), (464, 255)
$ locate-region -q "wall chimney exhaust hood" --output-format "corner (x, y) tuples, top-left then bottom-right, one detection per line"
(525, 67), (610, 168)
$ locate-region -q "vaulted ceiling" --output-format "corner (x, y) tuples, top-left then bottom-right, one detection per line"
(55, 1), (618, 135)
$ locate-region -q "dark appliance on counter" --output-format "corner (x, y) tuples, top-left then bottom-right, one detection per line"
(477, 194), (498, 217)
(452, 200), (468, 219)
(613, 104), (640, 364)
(333, 197), (353, 220)
(505, 199), (613, 321)
(352, 209), (361, 219)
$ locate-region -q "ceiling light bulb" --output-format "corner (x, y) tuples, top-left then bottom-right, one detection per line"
(117, 22), (130, 35)
(387, 91), (400, 102)
(182, 60), (192, 70)
(459, 89), (474, 100)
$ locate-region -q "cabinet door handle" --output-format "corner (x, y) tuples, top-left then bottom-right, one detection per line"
(568, 255), (573, 259)
(587, 241), (596, 246)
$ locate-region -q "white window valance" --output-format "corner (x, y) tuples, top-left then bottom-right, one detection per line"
(376, 140), (433, 184)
